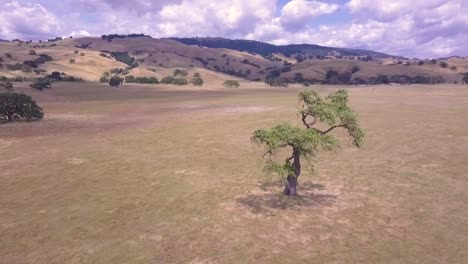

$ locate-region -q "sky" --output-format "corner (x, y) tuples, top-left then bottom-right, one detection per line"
(0, 0), (467, 58)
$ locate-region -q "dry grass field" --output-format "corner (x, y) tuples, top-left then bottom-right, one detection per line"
(1, 82), (468, 263)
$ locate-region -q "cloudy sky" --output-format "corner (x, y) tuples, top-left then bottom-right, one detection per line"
(0, 0), (467, 58)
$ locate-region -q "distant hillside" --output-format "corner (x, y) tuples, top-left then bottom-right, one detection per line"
(0, 36), (467, 85)
(170, 37), (396, 58)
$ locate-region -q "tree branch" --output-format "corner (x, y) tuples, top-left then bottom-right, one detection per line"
(322, 125), (345, 135)
(301, 112), (317, 129)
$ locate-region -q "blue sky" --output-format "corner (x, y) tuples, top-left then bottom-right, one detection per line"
(0, 0), (467, 58)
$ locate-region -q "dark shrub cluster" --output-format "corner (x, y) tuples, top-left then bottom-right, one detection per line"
(223, 80), (240, 88)
(0, 93), (44, 121)
(240, 59), (261, 68)
(109, 52), (136, 66)
(125, 75), (159, 84)
(101, 34), (151, 42)
(30, 78), (52, 91)
(109, 76), (124, 87)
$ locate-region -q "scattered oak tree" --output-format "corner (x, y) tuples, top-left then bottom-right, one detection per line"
(161, 76), (175, 84)
(30, 78), (52, 91)
(0, 93), (44, 121)
(109, 76), (124, 87)
(190, 77), (204, 86)
(223, 80), (240, 88)
(0, 81), (14, 91)
(251, 89), (364, 196)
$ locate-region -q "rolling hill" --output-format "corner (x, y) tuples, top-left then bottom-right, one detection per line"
(0, 35), (467, 84)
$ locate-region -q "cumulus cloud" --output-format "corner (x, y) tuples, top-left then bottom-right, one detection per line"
(279, 0), (339, 30)
(0, 1), (61, 40)
(0, 0), (467, 58)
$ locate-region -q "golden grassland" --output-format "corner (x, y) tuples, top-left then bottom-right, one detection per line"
(1, 82), (468, 263)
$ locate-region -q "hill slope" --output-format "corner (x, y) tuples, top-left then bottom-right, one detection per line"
(0, 36), (467, 84)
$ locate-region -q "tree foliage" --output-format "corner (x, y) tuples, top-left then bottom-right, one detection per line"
(251, 89), (364, 196)
(0, 81), (14, 91)
(161, 76), (175, 84)
(223, 80), (240, 88)
(30, 78), (52, 91)
(190, 77), (204, 86)
(0, 93), (44, 121)
(109, 76), (124, 87)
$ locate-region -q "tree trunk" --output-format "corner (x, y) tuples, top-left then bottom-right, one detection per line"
(283, 148), (301, 196)
(283, 175), (298, 196)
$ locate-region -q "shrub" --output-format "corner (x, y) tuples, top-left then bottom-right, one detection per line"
(109, 76), (124, 87)
(69, 59), (75, 64)
(30, 78), (52, 91)
(190, 77), (204, 86)
(351, 65), (360, 74)
(0, 93), (44, 121)
(6, 63), (23, 71)
(29, 50), (37, 55)
(463, 73), (468, 84)
(74, 50), (79, 54)
(80, 53), (85, 56)
(418, 60), (424, 66)
(173, 78), (188, 86)
(0, 81), (14, 91)
(161, 76), (175, 84)
(193, 72), (201, 78)
(450, 66), (457, 71)
(439, 62), (448, 68)
(21, 64), (32, 73)
(265, 78), (289, 87)
(110, 52), (135, 65)
(5, 53), (13, 59)
(223, 80), (240, 88)
(99, 72), (110, 83)
(173, 69), (188, 77)
(430, 59), (437, 64)
(49, 71), (62, 81)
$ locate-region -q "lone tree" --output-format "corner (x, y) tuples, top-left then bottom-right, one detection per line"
(251, 89), (364, 196)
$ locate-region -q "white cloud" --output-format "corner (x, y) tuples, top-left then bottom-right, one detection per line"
(0, 0), (467, 58)
(280, 0), (339, 30)
(0, 1), (61, 40)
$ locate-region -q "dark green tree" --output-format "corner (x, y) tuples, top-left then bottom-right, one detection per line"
(30, 78), (52, 91)
(172, 78), (188, 86)
(252, 89), (364, 196)
(190, 77), (204, 86)
(0, 93), (44, 121)
(0, 81), (14, 91)
(223, 80), (240, 88)
(109, 76), (124, 87)
(161, 76), (175, 84)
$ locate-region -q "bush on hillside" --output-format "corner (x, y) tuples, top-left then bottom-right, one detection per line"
(161, 76), (175, 84)
(265, 78), (289, 87)
(172, 78), (188, 86)
(30, 78), (52, 91)
(190, 77), (204, 86)
(109, 76), (124, 87)
(0, 93), (44, 121)
(439, 62), (448, 68)
(173, 69), (188, 77)
(223, 80), (240, 88)
(0, 81), (14, 91)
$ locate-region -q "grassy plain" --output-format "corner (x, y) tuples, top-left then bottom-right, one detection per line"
(1, 82), (468, 263)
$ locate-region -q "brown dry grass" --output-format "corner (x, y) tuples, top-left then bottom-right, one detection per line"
(1, 82), (468, 263)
